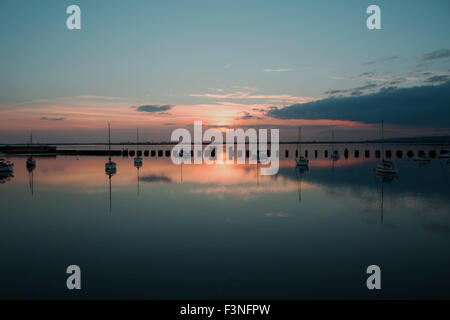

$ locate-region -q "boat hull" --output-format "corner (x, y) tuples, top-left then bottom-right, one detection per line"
(296, 155), (309, 167)
(134, 157), (143, 167)
(105, 162), (117, 175)
(375, 165), (397, 175)
(26, 159), (36, 167)
(296, 160), (309, 167)
(0, 165), (13, 173)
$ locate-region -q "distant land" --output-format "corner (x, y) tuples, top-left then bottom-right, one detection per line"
(1, 135), (449, 146)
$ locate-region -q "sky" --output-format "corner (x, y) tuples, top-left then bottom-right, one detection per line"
(0, 0), (449, 143)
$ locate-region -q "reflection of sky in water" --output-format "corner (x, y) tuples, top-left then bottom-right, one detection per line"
(0, 150), (450, 299)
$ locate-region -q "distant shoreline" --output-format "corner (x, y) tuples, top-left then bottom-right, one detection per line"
(1, 140), (449, 147)
(1, 135), (450, 147)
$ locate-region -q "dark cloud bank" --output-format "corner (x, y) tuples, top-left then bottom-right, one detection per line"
(268, 81), (450, 127)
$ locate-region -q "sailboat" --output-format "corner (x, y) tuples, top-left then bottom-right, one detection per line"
(0, 158), (14, 173)
(439, 137), (450, 159)
(26, 133), (36, 169)
(375, 121), (398, 175)
(413, 151), (431, 164)
(105, 123), (117, 175)
(330, 129), (340, 160)
(296, 127), (309, 167)
(134, 129), (143, 168)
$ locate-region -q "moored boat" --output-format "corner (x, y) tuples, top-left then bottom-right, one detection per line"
(375, 121), (398, 176)
(105, 123), (117, 175)
(0, 158), (14, 173)
(375, 160), (398, 175)
(296, 127), (309, 168)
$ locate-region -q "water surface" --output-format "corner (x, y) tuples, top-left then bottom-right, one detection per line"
(1, 144), (450, 299)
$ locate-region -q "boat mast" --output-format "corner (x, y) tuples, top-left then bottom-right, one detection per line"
(331, 128), (335, 154)
(29, 132), (32, 157)
(108, 123), (111, 161)
(136, 128), (139, 154)
(297, 127), (301, 158)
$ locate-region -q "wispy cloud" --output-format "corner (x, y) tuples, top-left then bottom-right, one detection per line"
(327, 75), (347, 80)
(263, 68), (292, 72)
(380, 55), (398, 62)
(423, 49), (450, 61)
(238, 112), (261, 120)
(325, 83), (378, 96)
(363, 55), (398, 66)
(358, 71), (392, 82)
(425, 75), (450, 83)
(189, 90), (315, 104)
(74, 95), (127, 101)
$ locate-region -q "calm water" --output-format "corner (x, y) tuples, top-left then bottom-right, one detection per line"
(1, 144), (450, 299)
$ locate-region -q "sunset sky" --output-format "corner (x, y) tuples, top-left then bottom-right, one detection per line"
(0, 0), (449, 143)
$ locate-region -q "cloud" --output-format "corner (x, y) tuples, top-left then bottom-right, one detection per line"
(363, 55), (398, 66)
(425, 75), (450, 83)
(268, 81), (450, 127)
(327, 75), (347, 80)
(324, 83), (378, 96)
(358, 71), (392, 82)
(40, 116), (65, 121)
(380, 55), (398, 62)
(359, 71), (375, 77)
(238, 112), (261, 120)
(423, 49), (450, 61)
(74, 95), (126, 101)
(189, 91), (315, 104)
(240, 112), (255, 120)
(136, 105), (172, 113)
(263, 68), (292, 72)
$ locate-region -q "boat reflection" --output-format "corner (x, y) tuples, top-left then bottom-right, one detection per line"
(296, 166), (308, 202)
(375, 172), (397, 223)
(1, 144), (450, 300)
(0, 171), (14, 184)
